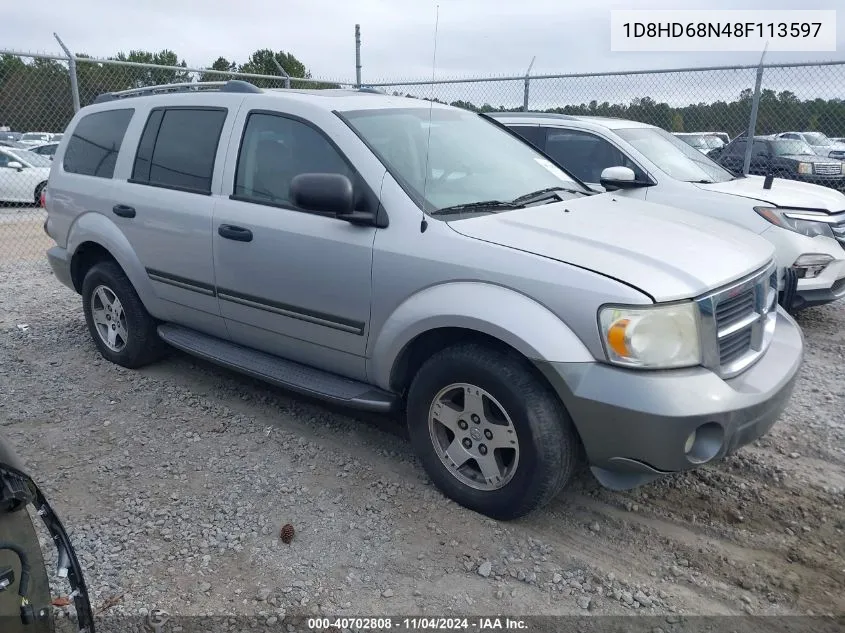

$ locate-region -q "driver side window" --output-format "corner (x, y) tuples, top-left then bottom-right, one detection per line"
(543, 129), (644, 183)
(0, 152), (12, 168)
(233, 112), (356, 211)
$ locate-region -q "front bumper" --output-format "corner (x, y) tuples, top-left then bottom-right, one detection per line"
(46, 245), (75, 292)
(797, 174), (845, 190)
(537, 308), (803, 490)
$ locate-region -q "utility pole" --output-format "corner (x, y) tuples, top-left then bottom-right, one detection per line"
(355, 24), (362, 88)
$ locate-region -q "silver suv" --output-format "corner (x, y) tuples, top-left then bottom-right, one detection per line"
(43, 81), (803, 519)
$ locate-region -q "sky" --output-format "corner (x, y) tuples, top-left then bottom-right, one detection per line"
(2, 0), (844, 84)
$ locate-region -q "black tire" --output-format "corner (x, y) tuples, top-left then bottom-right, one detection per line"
(406, 343), (579, 520)
(81, 260), (165, 368)
(34, 181), (46, 206)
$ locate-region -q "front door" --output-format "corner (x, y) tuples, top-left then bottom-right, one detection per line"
(542, 128), (650, 199)
(212, 110), (377, 381)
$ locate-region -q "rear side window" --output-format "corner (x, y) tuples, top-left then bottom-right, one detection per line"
(63, 109), (134, 178)
(131, 107), (227, 194)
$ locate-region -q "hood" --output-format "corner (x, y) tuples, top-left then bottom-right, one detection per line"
(447, 195), (774, 302)
(778, 152), (842, 163)
(695, 174), (845, 211)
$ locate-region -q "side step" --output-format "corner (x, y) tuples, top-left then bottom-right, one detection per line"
(157, 324), (398, 413)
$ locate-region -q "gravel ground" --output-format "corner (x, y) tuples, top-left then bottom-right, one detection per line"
(0, 259), (843, 624)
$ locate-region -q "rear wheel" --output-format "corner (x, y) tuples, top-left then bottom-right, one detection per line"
(81, 261), (165, 368)
(406, 343), (579, 520)
(34, 181), (46, 206)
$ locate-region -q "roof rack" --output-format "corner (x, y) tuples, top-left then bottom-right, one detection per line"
(93, 79), (262, 104)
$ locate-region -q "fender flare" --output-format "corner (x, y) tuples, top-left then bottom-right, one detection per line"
(66, 212), (161, 315)
(368, 282), (594, 390)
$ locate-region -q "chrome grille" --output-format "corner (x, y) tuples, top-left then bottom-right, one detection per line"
(696, 263), (778, 379)
(813, 163), (842, 175)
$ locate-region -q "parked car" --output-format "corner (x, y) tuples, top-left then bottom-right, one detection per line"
(44, 81), (803, 519)
(673, 132), (725, 153)
(776, 131), (845, 161)
(0, 131), (22, 142)
(714, 136), (845, 191)
(0, 139), (29, 150)
(491, 113), (845, 311)
(0, 147), (51, 204)
(28, 142), (59, 159)
(18, 132), (54, 146)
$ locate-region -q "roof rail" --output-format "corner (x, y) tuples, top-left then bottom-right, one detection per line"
(93, 79), (262, 104)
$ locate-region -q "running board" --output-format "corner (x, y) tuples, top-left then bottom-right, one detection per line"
(157, 324), (398, 413)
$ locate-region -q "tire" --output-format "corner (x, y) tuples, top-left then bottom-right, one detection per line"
(406, 343), (579, 520)
(34, 181), (46, 206)
(81, 261), (165, 368)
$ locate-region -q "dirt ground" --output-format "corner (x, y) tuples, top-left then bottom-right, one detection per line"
(0, 218), (842, 625)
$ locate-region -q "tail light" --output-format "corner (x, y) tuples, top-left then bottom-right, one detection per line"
(40, 189), (46, 208)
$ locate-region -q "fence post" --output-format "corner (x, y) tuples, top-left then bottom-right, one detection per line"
(523, 57), (535, 112)
(742, 50), (767, 176)
(270, 57), (291, 89)
(355, 24), (362, 88)
(53, 33), (80, 113)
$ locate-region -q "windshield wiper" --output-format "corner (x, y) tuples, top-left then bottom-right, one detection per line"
(688, 179), (715, 184)
(429, 200), (520, 216)
(510, 186), (590, 206)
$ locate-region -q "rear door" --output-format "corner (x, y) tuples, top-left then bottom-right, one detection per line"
(109, 99), (241, 335)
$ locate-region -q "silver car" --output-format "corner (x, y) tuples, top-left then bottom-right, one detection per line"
(43, 81), (803, 519)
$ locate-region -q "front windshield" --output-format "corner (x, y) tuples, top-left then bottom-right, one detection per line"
(616, 127), (735, 183)
(771, 140), (816, 156)
(342, 107), (588, 214)
(9, 149), (52, 167)
(802, 132), (829, 146)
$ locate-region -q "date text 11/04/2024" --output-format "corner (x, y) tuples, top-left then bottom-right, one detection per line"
(307, 617), (529, 630)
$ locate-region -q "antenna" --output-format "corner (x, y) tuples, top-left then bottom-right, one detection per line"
(419, 4), (440, 234)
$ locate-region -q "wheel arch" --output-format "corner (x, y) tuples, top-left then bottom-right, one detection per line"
(66, 213), (162, 316)
(369, 282), (595, 393)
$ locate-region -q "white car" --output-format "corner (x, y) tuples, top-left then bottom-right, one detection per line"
(491, 113), (845, 311)
(0, 147), (51, 204)
(777, 131), (845, 162)
(18, 132), (55, 146)
(673, 132), (725, 154)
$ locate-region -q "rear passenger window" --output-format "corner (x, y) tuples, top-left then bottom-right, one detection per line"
(63, 109), (134, 178)
(233, 112), (353, 208)
(131, 107), (227, 194)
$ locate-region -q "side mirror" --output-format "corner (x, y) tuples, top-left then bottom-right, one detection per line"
(289, 173), (375, 226)
(599, 166), (643, 191)
(7, 161), (23, 171)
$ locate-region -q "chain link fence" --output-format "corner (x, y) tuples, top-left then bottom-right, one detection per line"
(0, 50), (351, 271)
(1, 51), (844, 274)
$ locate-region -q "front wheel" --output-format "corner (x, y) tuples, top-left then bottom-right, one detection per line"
(406, 343), (579, 520)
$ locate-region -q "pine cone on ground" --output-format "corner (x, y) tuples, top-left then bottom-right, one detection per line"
(280, 523), (295, 544)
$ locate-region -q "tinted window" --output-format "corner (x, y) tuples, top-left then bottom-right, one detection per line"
(234, 113), (354, 208)
(0, 150), (13, 168)
(545, 129), (645, 183)
(63, 109), (134, 178)
(508, 125), (546, 151)
(726, 139), (747, 156)
(752, 140), (769, 155)
(132, 108), (227, 194)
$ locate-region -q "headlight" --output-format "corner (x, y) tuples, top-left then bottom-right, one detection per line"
(797, 162), (814, 175)
(754, 206), (835, 239)
(598, 302), (701, 369)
